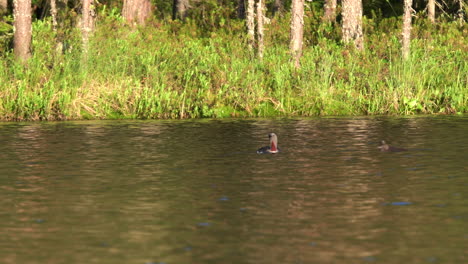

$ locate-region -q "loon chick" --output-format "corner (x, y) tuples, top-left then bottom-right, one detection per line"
(378, 140), (407, 152)
(257, 133), (280, 154)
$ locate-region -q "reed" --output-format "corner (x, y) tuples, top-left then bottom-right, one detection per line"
(0, 13), (466, 121)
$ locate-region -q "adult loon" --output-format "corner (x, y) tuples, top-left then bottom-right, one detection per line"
(257, 133), (280, 154)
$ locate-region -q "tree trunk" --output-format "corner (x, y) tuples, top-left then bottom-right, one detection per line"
(256, 0), (264, 59)
(173, 0), (189, 20)
(50, 0), (58, 32)
(0, 0), (7, 15)
(123, 0), (136, 23)
(402, 0), (413, 60)
(290, 0), (304, 68)
(13, 0), (32, 63)
(123, 0), (152, 26)
(237, 0), (245, 19)
(247, 0), (255, 51)
(323, 0), (337, 23)
(273, 0), (284, 17)
(458, 0), (465, 25)
(82, 0), (95, 54)
(427, 0), (435, 23)
(342, 0), (364, 51)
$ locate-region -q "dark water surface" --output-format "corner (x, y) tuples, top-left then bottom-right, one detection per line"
(0, 116), (467, 264)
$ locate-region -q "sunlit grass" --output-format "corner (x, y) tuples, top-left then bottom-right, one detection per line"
(0, 13), (466, 121)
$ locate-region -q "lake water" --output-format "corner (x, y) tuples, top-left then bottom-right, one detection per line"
(0, 116), (467, 264)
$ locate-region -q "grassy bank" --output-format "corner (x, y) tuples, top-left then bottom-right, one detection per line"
(0, 12), (467, 121)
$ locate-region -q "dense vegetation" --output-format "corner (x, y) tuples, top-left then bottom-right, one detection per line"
(0, 1), (467, 120)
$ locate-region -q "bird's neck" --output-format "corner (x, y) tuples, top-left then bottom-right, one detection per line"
(270, 141), (277, 152)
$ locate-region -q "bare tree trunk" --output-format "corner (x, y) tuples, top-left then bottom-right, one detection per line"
(427, 0), (435, 23)
(123, 0), (152, 26)
(0, 0), (7, 15)
(402, 0), (413, 60)
(123, 0), (136, 22)
(173, 0), (189, 20)
(50, 0), (58, 32)
(139, 0), (152, 24)
(247, 0), (255, 51)
(323, 0), (337, 23)
(82, 0), (95, 54)
(273, 0), (284, 17)
(256, 0), (264, 59)
(13, 0), (32, 63)
(290, 0), (304, 68)
(342, 0), (364, 51)
(237, 0), (245, 19)
(459, 0), (465, 25)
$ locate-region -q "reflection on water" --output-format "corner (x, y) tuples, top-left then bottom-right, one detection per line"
(0, 117), (467, 264)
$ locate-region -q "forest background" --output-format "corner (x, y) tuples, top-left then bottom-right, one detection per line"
(0, 0), (466, 121)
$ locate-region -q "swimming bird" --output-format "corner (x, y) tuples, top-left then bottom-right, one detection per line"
(257, 133), (280, 154)
(378, 140), (407, 152)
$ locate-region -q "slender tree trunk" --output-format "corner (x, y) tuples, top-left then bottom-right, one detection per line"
(290, 0), (304, 68)
(323, 0), (337, 23)
(13, 0), (32, 63)
(82, 0), (95, 54)
(427, 0), (435, 23)
(50, 0), (58, 32)
(247, 0), (255, 51)
(458, 0), (465, 25)
(273, 0), (284, 17)
(0, 0), (7, 15)
(402, 0), (413, 60)
(123, 0), (152, 26)
(173, 0), (189, 20)
(256, 0), (264, 59)
(342, 0), (364, 51)
(237, 0), (245, 19)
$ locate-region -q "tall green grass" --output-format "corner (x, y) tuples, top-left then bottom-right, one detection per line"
(0, 12), (466, 121)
